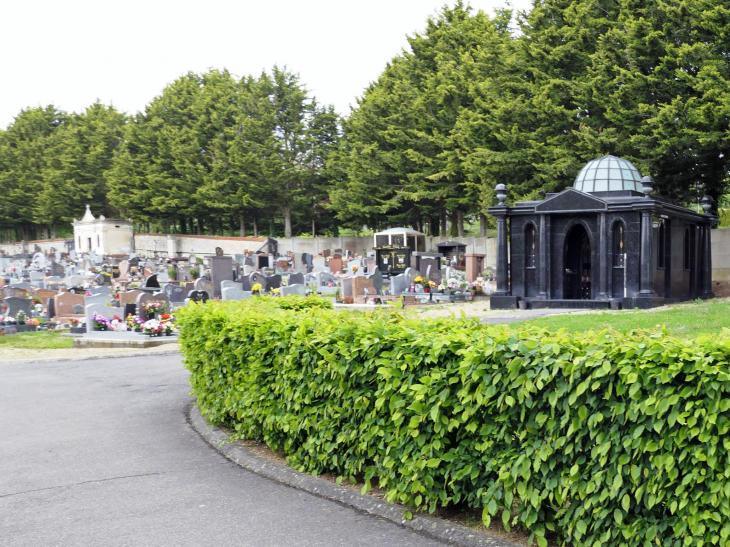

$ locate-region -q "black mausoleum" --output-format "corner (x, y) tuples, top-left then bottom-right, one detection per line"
(488, 156), (717, 310)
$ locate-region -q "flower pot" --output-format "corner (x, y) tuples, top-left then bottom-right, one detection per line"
(134, 328), (142, 332)
(518, 300), (529, 310)
(166, 331), (173, 336)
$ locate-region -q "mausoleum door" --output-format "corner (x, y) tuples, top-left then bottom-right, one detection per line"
(564, 225), (591, 300)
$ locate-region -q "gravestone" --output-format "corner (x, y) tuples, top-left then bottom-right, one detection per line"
(5, 297), (32, 317)
(287, 272), (305, 286)
(347, 259), (362, 275)
(220, 280), (242, 291)
(144, 274), (160, 289)
(365, 256), (376, 274)
(33, 288), (58, 303)
(263, 274), (282, 292)
(123, 303), (137, 318)
(29, 271), (45, 283)
(276, 259), (289, 272)
(84, 303), (118, 333)
(50, 260), (64, 277)
(136, 292), (171, 321)
(89, 286), (111, 296)
(163, 283), (188, 304)
(312, 256), (326, 271)
(194, 277), (214, 295)
(72, 304), (84, 314)
(404, 268), (420, 284)
(85, 294), (111, 307)
(157, 270), (170, 283)
(55, 292), (85, 317)
(205, 254), (233, 298)
(281, 284), (306, 297)
(111, 264), (120, 279)
(426, 265), (443, 284)
(365, 269), (383, 293)
(3, 286), (28, 299)
(329, 258), (343, 274)
(46, 297), (56, 319)
(321, 249), (331, 258)
(248, 272), (264, 289)
(118, 261), (130, 278)
(390, 273), (407, 296)
(222, 287), (252, 301)
(119, 290), (144, 307)
(186, 290), (210, 304)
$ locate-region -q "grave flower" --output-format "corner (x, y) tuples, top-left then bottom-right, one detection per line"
(92, 314), (111, 331)
(16, 311), (28, 325)
(142, 319), (164, 335)
(251, 283), (263, 295)
(271, 288), (281, 295)
(69, 318), (80, 327)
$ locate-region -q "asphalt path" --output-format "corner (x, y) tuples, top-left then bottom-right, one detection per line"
(0, 354), (448, 547)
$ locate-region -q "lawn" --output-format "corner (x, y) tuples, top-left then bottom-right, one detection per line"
(514, 298), (730, 337)
(0, 331), (74, 350)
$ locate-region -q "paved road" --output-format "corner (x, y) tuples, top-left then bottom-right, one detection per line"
(0, 354), (448, 547)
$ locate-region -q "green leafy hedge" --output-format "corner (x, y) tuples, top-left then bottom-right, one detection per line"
(178, 299), (730, 547)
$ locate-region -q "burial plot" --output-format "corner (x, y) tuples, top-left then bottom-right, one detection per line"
(222, 287), (251, 301)
(281, 284), (306, 297)
(84, 303), (118, 333)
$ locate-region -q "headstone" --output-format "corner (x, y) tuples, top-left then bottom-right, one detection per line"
(118, 261), (131, 278)
(426, 265), (443, 284)
(162, 283), (188, 304)
(33, 288), (58, 303)
(4, 297), (32, 317)
(50, 260), (64, 277)
(84, 303), (118, 333)
(329, 258), (343, 274)
(144, 274), (161, 288)
(89, 286), (111, 296)
(85, 294), (111, 307)
(312, 256), (326, 271)
(321, 249), (331, 258)
(55, 292), (85, 317)
(287, 272), (305, 286)
(221, 287), (252, 301)
(206, 255), (233, 298)
(301, 253), (313, 267)
(347, 259), (362, 275)
(119, 290), (145, 307)
(46, 297), (56, 319)
(263, 274), (282, 292)
(136, 292), (170, 321)
(390, 273), (407, 296)
(404, 268), (420, 284)
(341, 277), (354, 298)
(29, 271), (45, 284)
(157, 271), (170, 283)
(32, 252), (46, 269)
(72, 304), (84, 314)
(281, 284), (306, 297)
(365, 269), (383, 292)
(186, 290), (210, 304)
(194, 277), (214, 295)
(220, 280), (242, 291)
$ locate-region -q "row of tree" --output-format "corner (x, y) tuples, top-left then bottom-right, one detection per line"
(1, 0), (728, 242)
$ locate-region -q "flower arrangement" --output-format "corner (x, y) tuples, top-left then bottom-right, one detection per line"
(1, 315), (16, 325)
(251, 283), (263, 295)
(413, 276), (437, 292)
(142, 302), (168, 315)
(351, 266), (359, 273)
(16, 311), (28, 325)
(92, 314), (112, 331)
(126, 314), (144, 331)
(141, 319), (164, 335)
(28, 318), (40, 326)
(85, 290), (92, 296)
(69, 318), (80, 327)
(271, 288), (281, 295)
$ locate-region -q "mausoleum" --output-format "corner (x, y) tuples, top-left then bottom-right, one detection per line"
(72, 205), (134, 256)
(488, 156), (716, 309)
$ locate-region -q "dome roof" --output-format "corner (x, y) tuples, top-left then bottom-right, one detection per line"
(573, 156), (643, 193)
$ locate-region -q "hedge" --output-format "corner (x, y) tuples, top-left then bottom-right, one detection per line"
(178, 297), (730, 547)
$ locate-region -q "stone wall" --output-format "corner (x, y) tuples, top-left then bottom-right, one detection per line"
(712, 227), (730, 281)
(0, 238), (73, 256)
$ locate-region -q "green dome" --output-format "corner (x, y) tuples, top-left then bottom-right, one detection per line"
(573, 156), (642, 193)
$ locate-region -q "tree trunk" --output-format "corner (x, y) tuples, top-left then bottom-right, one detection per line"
(440, 206), (447, 237)
(240, 216), (246, 237)
(253, 217), (259, 238)
(457, 211), (464, 238)
(42, 225), (49, 240)
(283, 205), (292, 238)
(208, 221), (215, 236)
(479, 213), (487, 238)
(311, 217), (316, 237)
(51, 226), (58, 239)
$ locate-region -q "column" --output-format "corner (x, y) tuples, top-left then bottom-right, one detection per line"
(538, 214), (548, 299)
(639, 210), (655, 295)
(495, 214), (509, 296)
(598, 213), (608, 300)
(701, 224), (713, 298)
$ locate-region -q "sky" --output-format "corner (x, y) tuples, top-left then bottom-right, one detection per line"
(0, 0), (533, 129)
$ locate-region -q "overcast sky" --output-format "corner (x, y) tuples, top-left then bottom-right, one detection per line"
(0, 0), (533, 129)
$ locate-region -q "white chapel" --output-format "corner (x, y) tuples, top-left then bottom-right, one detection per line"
(72, 205), (134, 256)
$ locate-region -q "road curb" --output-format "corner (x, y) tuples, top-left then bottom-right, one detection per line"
(0, 349), (181, 365)
(189, 404), (518, 547)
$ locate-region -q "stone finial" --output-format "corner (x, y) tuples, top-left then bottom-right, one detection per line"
(641, 176), (654, 197)
(495, 183), (508, 206)
(702, 194), (713, 215)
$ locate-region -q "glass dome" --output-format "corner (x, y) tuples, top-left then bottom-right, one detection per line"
(573, 155), (643, 193)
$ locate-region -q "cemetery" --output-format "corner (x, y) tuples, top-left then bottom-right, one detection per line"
(0, 207), (501, 348)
